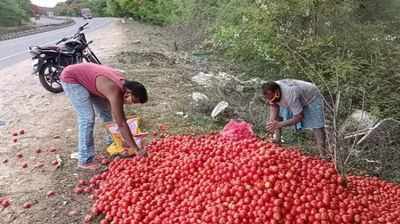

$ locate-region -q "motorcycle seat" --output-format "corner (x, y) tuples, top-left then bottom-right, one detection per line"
(59, 49), (76, 56)
(38, 46), (60, 51)
(35, 46), (75, 56)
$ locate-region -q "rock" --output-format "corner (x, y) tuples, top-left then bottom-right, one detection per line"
(191, 92), (211, 113)
(211, 101), (229, 118)
(191, 72), (215, 88)
(340, 110), (378, 133)
(192, 92), (209, 102)
(176, 112), (185, 116)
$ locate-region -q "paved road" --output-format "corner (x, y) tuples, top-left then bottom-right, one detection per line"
(33, 16), (69, 26)
(0, 17), (113, 68)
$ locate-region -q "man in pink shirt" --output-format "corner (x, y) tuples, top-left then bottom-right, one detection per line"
(60, 63), (148, 169)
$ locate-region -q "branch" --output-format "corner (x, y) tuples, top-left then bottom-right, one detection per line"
(344, 88), (367, 166)
(280, 43), (336, 113)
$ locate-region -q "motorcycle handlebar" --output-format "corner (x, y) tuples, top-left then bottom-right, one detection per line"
(79, 23), (89, 31)
(56, 37), (68, 45)
(56, 23), (89, 45)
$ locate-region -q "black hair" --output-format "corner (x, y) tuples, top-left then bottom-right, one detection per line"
(124, 80), (148, 103)
(262, 81), (280, 93)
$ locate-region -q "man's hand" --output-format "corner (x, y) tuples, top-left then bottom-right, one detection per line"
(266, 120), (282, 133)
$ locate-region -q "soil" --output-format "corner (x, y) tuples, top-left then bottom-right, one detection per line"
(0, 19), (222, 224)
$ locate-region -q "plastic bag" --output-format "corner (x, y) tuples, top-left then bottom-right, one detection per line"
(104, 116), (147, 156)
(221, 119), (255, 141)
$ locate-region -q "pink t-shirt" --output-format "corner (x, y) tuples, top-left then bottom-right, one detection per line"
(60, 63), (125, 97)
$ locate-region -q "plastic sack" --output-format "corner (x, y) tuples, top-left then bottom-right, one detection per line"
(221, 119), (255, 141)
(104, 116), (147, 156)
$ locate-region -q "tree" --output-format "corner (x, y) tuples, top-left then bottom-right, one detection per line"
(0, 0), (27, 26)
(89, 0), (108, 16)
(54, 0), (91, 16)
(16, 0), (32, 17)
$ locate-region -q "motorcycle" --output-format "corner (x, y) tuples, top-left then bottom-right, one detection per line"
(28, 23), (101, 93)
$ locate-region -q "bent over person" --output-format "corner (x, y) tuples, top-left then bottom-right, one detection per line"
(262, 79), (328, 159)
(60, 63), (148, 169)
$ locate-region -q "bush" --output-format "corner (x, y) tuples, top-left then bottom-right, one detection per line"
(0, 0), (28, 27)
(211, 0), (400, 121)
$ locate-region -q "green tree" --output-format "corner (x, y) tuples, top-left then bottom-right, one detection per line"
(16, 0), (32, 17)
(0, 0), (27, 26)
(212, 0), (400, 120)
(54, 0), (91, 16)
(89, 0), (108, 16)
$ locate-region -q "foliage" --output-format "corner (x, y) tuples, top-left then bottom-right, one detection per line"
(0, 0), (31, 26)
(16, 0), (32, 17)
(211, 0), (400, 121)
(54, 0), (91, 17)
(104, 0), (181, 25)
(89, 0), (108, 16)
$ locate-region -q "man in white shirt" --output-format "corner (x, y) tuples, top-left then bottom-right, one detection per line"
(262, 79), (328, 159)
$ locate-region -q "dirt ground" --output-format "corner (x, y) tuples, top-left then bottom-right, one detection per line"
(0, 19), (219, 224)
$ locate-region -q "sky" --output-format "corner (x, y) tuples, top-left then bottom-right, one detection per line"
(31, 0), (66, 8)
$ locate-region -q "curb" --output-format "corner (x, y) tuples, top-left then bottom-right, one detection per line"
(0, 19), (76, 41)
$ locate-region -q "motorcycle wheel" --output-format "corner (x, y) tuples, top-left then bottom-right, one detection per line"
(38, 62), (64, 93)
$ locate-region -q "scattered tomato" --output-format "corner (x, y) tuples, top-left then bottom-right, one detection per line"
(47, 191), (56, 197)
(73, 187), (83, 194)
(1, 199), (10, 208)
(23, 202), (32, 209)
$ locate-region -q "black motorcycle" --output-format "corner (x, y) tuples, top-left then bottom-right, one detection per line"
(28, 23), (101, 93)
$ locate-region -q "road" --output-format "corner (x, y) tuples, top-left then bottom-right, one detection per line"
(32, 16), (70, 26)
(0, 17), (113, 68)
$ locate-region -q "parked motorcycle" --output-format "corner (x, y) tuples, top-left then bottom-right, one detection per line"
(28, 23), (101, 93)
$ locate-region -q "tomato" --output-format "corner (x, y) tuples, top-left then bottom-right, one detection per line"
(23, 202), (32, 209)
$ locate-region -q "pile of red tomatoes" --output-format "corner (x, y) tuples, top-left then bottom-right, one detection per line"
(86, 134), (400, 224)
